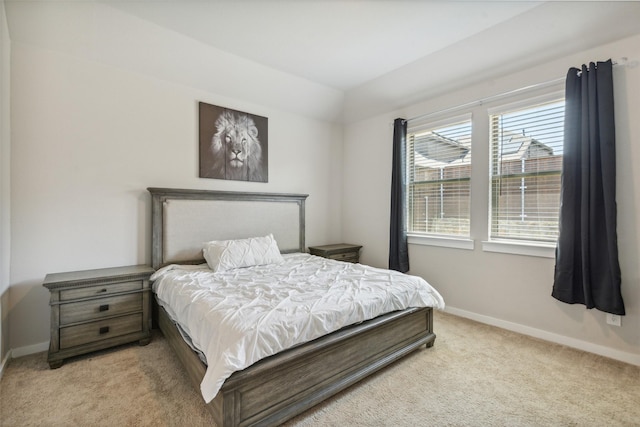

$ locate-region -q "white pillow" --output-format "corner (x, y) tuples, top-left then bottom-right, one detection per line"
(203, 234), (284, 272)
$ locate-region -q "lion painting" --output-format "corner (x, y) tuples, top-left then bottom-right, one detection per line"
(199, 103), (268, 182)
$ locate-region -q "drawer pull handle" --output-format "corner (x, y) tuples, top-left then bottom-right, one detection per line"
(99, 304), (109, 312)
(97, 288), (108, 294)
(99, 326), (110, 335)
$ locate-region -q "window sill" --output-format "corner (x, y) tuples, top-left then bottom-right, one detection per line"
(408, 234), (474, 250)
(482, 240), (556, 258)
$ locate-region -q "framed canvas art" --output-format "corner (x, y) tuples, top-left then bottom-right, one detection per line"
(199, 102), (268, 182)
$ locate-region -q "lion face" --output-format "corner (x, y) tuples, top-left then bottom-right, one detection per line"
(210, 111), (264, 181)
(223, 126), (252, 170)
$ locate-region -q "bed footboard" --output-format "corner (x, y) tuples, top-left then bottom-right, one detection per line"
(158, 303), (435, 427)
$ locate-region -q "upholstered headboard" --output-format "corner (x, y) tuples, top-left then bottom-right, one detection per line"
(148, 188), (308, 269)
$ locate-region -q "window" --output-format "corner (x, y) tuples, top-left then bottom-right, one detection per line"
(489, 96), (564, 243)
(407, 116), (472, 237)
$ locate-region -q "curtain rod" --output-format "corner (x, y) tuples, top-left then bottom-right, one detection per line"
(403, 77), (564, 124)
(402, 57), (629, 125)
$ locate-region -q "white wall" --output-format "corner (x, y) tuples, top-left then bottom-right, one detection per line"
(343, 34), (640, 364)
(7, 3), (344, 351)
(0, 0), (11, 366)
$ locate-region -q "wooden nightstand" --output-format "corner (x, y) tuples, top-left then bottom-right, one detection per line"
(43, 264), (154, 369)
(308, 243), (362, 263)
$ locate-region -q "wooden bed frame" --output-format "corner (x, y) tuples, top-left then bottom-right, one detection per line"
(148, 187), (436, 427)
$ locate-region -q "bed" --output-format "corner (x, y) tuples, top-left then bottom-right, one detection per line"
(148, 187), (442, 427)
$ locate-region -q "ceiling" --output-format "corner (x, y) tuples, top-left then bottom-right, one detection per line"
(105, 0), (640, 93)
(105, 0), (542, 91)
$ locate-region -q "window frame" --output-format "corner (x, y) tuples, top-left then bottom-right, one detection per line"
(406, 113), (474, 249)
(404, 84), (565, 256)
(484, 91), (565, 257)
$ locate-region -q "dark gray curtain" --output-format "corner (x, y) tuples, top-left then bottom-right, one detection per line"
(552, 60), (625, 315)
(389, 118), (409, 273)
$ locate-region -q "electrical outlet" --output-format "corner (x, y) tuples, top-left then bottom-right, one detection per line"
(606, 313), (622, 326)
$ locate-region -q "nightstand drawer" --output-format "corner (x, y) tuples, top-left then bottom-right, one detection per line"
(329, 253), (358, 262)
(60, 313), (143, 350)
(60, 293), (142, 325)
(60, 280), (143, 301)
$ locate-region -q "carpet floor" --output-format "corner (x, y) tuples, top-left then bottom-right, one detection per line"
(1, 311), (638, 426)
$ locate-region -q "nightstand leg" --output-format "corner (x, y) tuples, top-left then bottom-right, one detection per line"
(138, 337), (151, 346)
(48, 359), (64, 369)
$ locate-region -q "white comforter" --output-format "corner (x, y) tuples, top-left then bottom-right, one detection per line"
(151, 253), (444, 403)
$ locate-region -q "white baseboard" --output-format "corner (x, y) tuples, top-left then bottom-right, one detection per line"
(11, 340), (49, 358)
(444, 306), (640, 367)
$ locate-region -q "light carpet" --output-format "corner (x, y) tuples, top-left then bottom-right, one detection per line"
(1, 311), (638, 426)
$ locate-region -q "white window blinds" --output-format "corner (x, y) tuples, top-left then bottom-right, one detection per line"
(407, 117), (472, 237)
(489, 98), (564, 242)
